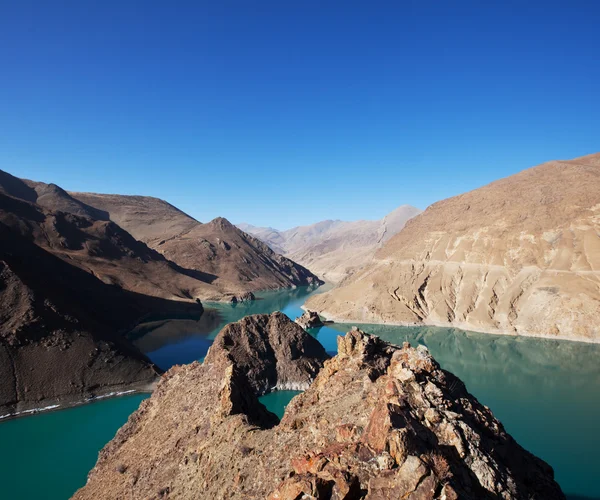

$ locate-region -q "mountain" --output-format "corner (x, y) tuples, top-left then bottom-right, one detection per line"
(0, 172), (217, 303)
(306, 153), (600, 342)
(70, 192), (323, 299)
(238, 205), (421, 283)
(0, 217), (202, 416)
(73, 326), (564, 499)
(67, 191), (198, 247)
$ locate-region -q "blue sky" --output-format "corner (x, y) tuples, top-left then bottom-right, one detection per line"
(1, 1), (598, 229)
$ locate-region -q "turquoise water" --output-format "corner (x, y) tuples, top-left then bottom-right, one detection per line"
(258, 390), (302, 419)
(0, 394), (148, 500)
(0, 285), (598, 499)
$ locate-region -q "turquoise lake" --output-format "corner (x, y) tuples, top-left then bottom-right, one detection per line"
(0, 285), (598, 499)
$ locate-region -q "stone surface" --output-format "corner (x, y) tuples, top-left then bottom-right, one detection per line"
(205, 312), (329, 394)
(307, 153), (600, 343)
(74, 328), (564, 499)
(295, 310), (324, 329)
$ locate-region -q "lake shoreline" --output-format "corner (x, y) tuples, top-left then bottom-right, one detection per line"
(306, 305), (600, 345)
(0, 380), (157, 422)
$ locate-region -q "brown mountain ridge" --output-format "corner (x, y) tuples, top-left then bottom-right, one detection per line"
(306, 153), (600, 343)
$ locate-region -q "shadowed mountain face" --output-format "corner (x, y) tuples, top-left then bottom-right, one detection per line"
(238, 205), (421, 283)
(0, 166), (319, 416)
(0, 169), (322, 299)
(0, 191), (215, 302)
(0, 219), (190, 416)
(0, 178), (217, 415)
(307, 153), (600, 343)
(69, 192), (323, 297)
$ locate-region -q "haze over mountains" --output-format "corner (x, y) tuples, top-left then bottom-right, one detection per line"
(238, 205), (421, 283)
(307, 153), (600, 343)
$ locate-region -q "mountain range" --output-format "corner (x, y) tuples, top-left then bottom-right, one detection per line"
(0, 169), (321, 415)
(238, 205), (421, 283)
(306, 153), (600, 343)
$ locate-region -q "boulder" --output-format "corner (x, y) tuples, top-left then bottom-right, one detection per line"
(205, 312), (329, 394)
(295, 310), (324, 329)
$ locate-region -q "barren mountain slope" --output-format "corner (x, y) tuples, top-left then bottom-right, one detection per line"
(240, 205), (421, 283)
(156, 218), (322, 299)
(0, 191), (216, 302)
(68, 191), (198, 247)
(70, 192), (323, 297)
(306, 153), (600, 342)
(73, 327), (564, 499)
(0, 220), (175, 416)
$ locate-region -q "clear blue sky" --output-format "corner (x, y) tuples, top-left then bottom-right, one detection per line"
(1, 1), (598, 229)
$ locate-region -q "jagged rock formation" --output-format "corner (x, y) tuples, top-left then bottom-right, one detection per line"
(238, 205), (421, 283)
(295, 310), (324, 329)
(69, 191), (323, 296)
(205, 312), (329, 393)
(307, 153), (600, 342)
(73, 329), (564, 499)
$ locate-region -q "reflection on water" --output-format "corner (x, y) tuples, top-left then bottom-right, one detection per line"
(322, 322), (600, 499)
(130, 285), (330, 370)
(0, 285), (597, 499)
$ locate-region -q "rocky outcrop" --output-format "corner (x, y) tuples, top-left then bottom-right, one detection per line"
(295, 310), (324, 329)
(239, 205), (421, 283)
(73, 329), (564, 499)
(225, 291), (256, 303)
(307, 153), (600, 342)
(205, 312), (329, 393)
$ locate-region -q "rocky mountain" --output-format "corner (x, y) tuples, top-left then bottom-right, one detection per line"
(0, 165), (319, 415)
(238, 205), (421, 283)
(67, 191), (198, 248)
(70, 191), (323, 298)
(0, 169), (322, 301)
(205, 312), (329, 394)
(0, 218), (203, 416)
(73, 325), (564, 499)
(306, 153), (600, 342)
(0, 175), (216, 303)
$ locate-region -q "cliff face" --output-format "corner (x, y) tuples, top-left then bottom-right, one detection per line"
(74, 327), (564, 499)
(306, 154), (600, 342)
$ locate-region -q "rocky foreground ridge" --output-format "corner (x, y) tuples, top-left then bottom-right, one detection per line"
(307, 153), (600, 342)
(74, 315), (564, 499)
